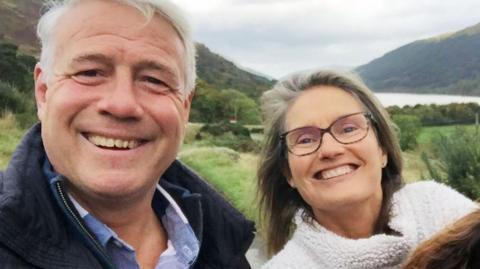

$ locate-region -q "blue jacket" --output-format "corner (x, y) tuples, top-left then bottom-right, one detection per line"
(0, 124), (255, 268)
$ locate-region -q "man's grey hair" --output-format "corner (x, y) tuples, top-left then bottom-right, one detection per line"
(37, 0), (197, 96)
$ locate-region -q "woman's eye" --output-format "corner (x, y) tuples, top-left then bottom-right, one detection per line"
(296, 135), (316, 145)
(342, 125), (358, 133)
(298, 138), (313, 144)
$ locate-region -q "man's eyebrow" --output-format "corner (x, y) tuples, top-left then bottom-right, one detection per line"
(71, 53), (112, 66)
(133, 61), (178, 78)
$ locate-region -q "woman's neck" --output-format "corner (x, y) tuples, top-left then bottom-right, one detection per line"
(313, 194), (383, 239)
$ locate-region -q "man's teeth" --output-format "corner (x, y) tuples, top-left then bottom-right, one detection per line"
(321, 165), (355, 180)
(88, 135), (140, 149)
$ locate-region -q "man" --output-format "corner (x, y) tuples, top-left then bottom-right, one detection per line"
(0, 0), (255, 268)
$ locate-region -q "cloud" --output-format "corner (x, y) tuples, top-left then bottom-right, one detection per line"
(172, 0), (480, 78)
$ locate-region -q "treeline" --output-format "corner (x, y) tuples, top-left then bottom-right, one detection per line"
(0, 41), (37, 127)
(387, 103), (480, 151)
(387, 102), (480, 126)
(190, 80), (261, 124)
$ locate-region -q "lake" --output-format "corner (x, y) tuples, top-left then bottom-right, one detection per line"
(374, 93), (480, 107)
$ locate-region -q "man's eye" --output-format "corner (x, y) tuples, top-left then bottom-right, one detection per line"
(145, 76), (163, 85)
(76, 70), (100, 77)
(140, 76), (180, 96)
(71, 69), (105, 85)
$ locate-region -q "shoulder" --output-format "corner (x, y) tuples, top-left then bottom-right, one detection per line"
(397, 180), (475, 207)
(262, 219), (327, 269)
(394, 180), (478, 236)
(262, 239), (315, 269)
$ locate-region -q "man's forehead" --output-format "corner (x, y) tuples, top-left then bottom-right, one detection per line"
(55, 0), (178, 42)
(53, 1), (184, 64)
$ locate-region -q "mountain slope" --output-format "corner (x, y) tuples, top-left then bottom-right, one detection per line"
(0, 0), (43, 54)
(196, 43), (274, 99)
(0, 0), (274, 99)
(356, 22), (480, 96)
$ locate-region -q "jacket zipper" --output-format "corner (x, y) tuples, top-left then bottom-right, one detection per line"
(55, 181), (115, 268)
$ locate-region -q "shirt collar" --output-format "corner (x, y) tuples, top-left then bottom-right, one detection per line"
(43, 158), (200, 266)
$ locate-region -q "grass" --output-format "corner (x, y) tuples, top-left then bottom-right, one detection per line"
(179, 146), (258, 222)
(418, 124), (479, 145)
(403, 124), (479, 181)
(0, 113), (24, 169)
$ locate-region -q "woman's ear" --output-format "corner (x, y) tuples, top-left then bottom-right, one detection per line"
(287, 178), (296, 188)
(381, 150), (388, 168)
(283, 166), (295, 188)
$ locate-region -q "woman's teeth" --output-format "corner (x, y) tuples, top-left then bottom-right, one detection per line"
(319, 165), (355, 180)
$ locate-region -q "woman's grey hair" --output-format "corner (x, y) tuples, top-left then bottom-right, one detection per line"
(36, 0), (196, 97)
(257, 69), (404, 256)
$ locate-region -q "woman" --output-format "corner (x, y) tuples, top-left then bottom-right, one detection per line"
(402, 208), (480, 269)
(257, 69), (477, 268)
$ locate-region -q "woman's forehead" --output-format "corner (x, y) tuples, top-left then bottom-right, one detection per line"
(284, 86), (364, 130)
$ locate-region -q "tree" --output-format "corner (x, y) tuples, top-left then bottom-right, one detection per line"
(392, 114), (422, 151)
(190, 80), (260, 124)
(422, 128), (480, 199)
(0, 41), (35, 92)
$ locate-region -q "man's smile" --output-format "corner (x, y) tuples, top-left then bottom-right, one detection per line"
(86, 134), (143, 150)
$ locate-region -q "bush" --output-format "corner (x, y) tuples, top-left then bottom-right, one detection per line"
(392, 114), (422, 151)
(422, 127), (480, 199)
(199, 121), (251, 137)
(0, 81), (25, 113)
(196, 121), (259, 152)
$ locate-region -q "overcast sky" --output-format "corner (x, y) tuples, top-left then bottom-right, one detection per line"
(170, 0), (480, 79)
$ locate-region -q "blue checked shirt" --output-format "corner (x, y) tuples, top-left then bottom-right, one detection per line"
(44, 160), (199, 269)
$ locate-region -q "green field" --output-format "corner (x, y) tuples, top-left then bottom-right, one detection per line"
(417, 124), (479, 145)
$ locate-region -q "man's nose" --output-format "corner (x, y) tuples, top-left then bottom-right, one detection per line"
(316, 132), (345, 159)
(96, 74), (144, 119)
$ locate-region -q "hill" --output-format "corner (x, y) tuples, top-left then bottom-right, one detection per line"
(356, 22), (480, 96)
(0, 0), (274, 99)
(0, 0), (43, 54)
(196, 43), (274, 99)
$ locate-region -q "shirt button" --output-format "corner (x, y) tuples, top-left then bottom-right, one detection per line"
(183, 246), (192, 257)
(113, 240), (123, 248)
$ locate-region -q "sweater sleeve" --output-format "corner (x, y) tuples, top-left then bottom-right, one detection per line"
(402, 180), (478, 241)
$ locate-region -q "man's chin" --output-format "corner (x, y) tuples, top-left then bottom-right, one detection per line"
(68, 174), (152, 199)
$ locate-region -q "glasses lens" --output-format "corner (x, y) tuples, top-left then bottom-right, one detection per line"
(285, 127), (321, 156)
(331, 113), (369, 143)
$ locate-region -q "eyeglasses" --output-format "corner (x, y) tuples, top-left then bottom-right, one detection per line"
(280, 112), (374, 156)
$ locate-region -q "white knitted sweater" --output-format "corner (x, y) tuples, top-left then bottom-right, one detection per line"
(262, 181), (478, 269)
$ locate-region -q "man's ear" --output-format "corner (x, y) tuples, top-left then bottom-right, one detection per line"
(182, 91), (194, 122)
(34, 63), (48, 122)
